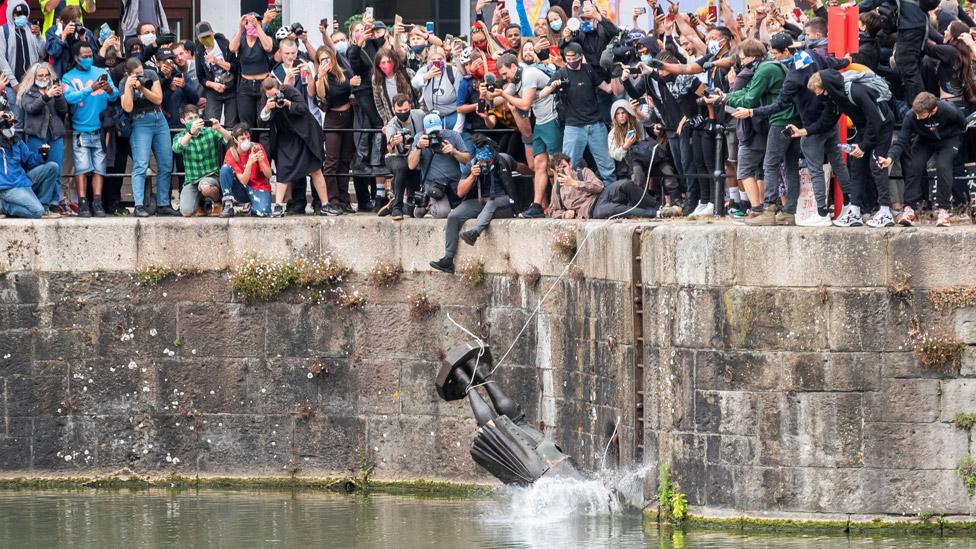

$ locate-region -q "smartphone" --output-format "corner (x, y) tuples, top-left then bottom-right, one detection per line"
(781, 127), (794, 138)
(404, 24), (415, 32)
(365, 7), (374, 19)
(426, 21), (435, 33)
(320, 18), (329, 28)
(99, 22), (111, 34)
(723, 105), (739, 115)
(637, 6), (647, 13)
(626, 129), (636, 140)
(97, 73), (108, 83)
(793, 7), (803, 18)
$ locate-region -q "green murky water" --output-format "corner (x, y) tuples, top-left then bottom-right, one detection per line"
(0, 489), (974, 548)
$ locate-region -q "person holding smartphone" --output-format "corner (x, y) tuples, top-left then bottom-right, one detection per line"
(171, 104), (233, 217)
(607, 99), (679, 207)
(17, 62), (70, 215)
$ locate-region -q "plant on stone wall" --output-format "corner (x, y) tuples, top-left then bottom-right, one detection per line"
(914, 333), (965, 374)
(137, 265), (199, 287)
(552, 229), (578, 260)
(410, 292), (440, 320)
(569, 265), (586, 281)
(456, 258), (485, 287)
(295, 252), (350, 288)
(335, 287), (367, 310)
(230, 254), (299, 302)
(886, 265), (913, 300)
(522, 266), (541, 288)
(367, 261), (403, 288)
(930, 286), (976, 312)
(955, 413), (976, 430)
(656, 464), (688, 523)
(958, 455), (976, 496)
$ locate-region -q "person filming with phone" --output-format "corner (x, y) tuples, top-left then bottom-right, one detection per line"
(171, 104), (233, 217)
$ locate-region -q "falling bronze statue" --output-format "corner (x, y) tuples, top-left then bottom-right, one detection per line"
(436, 341), (580, 485)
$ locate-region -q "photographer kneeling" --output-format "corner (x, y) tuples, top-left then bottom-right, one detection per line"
(172, 104), (233, 217)
(407, 112), (471, 219)
(430, 134), (515, 274)
(0, 110), (60, 219)
(382, 94), (425, 220)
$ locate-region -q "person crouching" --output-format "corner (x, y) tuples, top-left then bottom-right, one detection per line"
(0, 110), (61, 219)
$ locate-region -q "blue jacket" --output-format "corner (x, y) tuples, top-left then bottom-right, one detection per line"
(63, 65), (120, 133)
(0, 139), (44, 191)
(45, 25), (99, 78)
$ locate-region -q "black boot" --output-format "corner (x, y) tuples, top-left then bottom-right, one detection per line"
(460, 230), (479, 246)
(77, 197), (91, 217)
(429, 256), (455, 273)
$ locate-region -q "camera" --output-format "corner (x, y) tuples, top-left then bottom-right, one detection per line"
(484, 73), (498, 93)
(427, 131), (444, 153)
(555, 80), (569, 94)
(203, 119), (215, 128)
(39, 144), (51, 161)
(273, 91), (286, 107)
(0, 111), (15, 129)
(396, 128), (414, 153)
(291, 22), (305, 36)
(137, 74), (153, 88)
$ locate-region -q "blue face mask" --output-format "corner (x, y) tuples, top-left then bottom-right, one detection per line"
(640, 54), (653, 65)
(334, 41), (349, 55)
(411, 44), (427, 54)
(581, 21), (594, 33)
(549, 19), (562, 32)
(13, 15), (28, 28)
(78, 57), (93, 71)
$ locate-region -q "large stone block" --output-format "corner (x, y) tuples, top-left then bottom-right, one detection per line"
(722, 287), (829, 352)
(734, 228), (889, 288)
(863, 422), (968, 470)
(0, 272), (42, 304)
(320, 217), (401, 272)
(264, 303), (355, 359)
(193, 414), (293, 473)
(178, 303), (266, 358)
(669, 287), (727, 349)
(94, 302), (179, 359)
(227, 217), (321, 265)
(68, 358), (158, 416)
(158, 357), (252, 414)
(827, 290), (902, 352)
(657, 349), (696, 432)
(574, 222), (638, 283)
(0, 331), (32, 376)
(506, 219), (586, 278)
(694, 390), (759, 436)
(35, 219), (138, 271)
(757, 392), (864, 468)
(956, 308), (976, 344)
(864, 378), (940, 423)
(137, 219), (230, 271)
(644, 224), (735, 287)
(889, 228), (976, 288)
(939, 379), (976, 422)
(0, 223), (37, 271)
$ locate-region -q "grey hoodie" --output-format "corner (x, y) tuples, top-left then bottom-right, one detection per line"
(0, 3), (45, 86)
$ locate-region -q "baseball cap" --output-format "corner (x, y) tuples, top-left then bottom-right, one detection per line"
(770, 33), (794, 52)
(156, 47), (174, 61)
(423, 113), (443, 134)
(372, 21), (387, 30)
(195, 21), (215, 39)
(12, 4), (29, 17)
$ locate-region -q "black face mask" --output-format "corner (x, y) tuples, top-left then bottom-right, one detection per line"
(395, 111), (410, 122)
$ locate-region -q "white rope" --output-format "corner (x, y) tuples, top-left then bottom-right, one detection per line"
(600, 415), (622, 470)
(446, 311), (486, 394)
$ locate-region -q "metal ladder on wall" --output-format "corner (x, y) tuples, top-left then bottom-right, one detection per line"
(631, 227), (646, 463)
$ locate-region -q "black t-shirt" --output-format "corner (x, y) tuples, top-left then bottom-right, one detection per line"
(551, 64), (604, 127)
(120, 69), (162, 115)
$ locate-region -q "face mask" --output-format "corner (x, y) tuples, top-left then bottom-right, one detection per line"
(537, 48), (550, 61)
(245, 27), (258, 37)
(14, 15), (28, 28)
(239, 139), (252, 151)
(567, 59), (581, 70)
(2, 128), (15, 138)
(78, 57), (93, 70)
(473, 40), (487, 51)
(379, 61), (395, 76)
(640, 54), (653, 65)
(471, 66), (485, 79)
(581, 21), (594, 33)
(411, 44), (426, 54)
(707, 40), (721, 55)
(395, 111), (410, 122)
(36, 79), (49, 88)
(549, 19), (563, 31)
(335, 41), (349, 55)
(140, 33), (156, 46)
(352, 31), (363, 42)
(201, 36), (215, 48)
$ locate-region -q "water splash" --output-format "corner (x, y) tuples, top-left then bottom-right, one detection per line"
(486, 464), (653, 524)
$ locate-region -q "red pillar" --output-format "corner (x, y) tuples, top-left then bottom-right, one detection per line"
(827, 6), (859, 217)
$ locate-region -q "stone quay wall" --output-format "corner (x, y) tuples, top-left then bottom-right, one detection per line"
(2, 217), (976, 521)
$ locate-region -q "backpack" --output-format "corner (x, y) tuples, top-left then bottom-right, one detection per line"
(842, 69), (892, 104)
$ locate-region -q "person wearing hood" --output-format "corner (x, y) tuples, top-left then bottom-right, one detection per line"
(45, 6), (97, 78)
(607, 98), (678, 206)
(0, 109), (61, 219)
(722, 33), (800, 226)
(793, 69), (895, 228)
(747, 23), (852, 227)
(0, 3), (45, 94)
(120, 0), (169, 39)
(229, 12), (273, 129)
(194, 22), (237, 126)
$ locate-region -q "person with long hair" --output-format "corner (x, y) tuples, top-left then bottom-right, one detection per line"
(519, 39), (557, 76)
(315, 46), (357, 214)
(924, 21), (976, 105)
(411, 45), (462, 131)
(372, 48), (414, 125)
(229, 12), (273, 128)
(607, 99), (679, 206)
(17, 62), (69, 215)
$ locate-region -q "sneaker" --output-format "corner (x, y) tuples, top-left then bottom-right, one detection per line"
(285, 203), (307, 215)
(867, 210), (895, 228)
(746, 207), (764, 218)
(60, 198), (79, 216)
(391, 207), (404, 221)
(77, 197), (91, 218)
(833, 206), (863, 227)
(156, 206), (179, 217)
(320, 203), (343, 216)
(686, 202), (707, 219)
(797, 213), (832, 227)
(894, 206), (915, 227)
(744, 205), (777, 226)
(91, 199), (106, 218)
(688, 202), (714, 219)
(219, 200), (235, 218)
(41, 210), (60, 219)
(272, 203), (286, 218)
(413, 205), (427, 219)
(775, 210), (796, 226)
(460, 230), (479, 246)
(518, 203), (545, 218)
(430, 256), (455, 273)
(134, 206), (150, 218)
(936, 208), (952, 227)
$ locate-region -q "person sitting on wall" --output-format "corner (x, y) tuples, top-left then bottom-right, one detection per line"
(171, 103), (233, 217)
(0, 109), (61, 219)
(406, 112), (471, 220)
(430, 134), (513, 274)
(546, 153), (659, 219)
(219, 122), (273, 217)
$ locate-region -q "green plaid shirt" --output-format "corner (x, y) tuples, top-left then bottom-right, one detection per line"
(172, 128), (227, 186)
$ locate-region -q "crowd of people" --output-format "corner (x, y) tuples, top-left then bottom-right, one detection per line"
(2, 0), (976, 266)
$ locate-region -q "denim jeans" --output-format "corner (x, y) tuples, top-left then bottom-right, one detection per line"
(0, 162), (60, 218)
(25, 137), (64, 203)
(130, 111), (173, 208)
(562, 123), (616, 184)
(218, 165), (272, 216)
(444, 197), (512, 259)
(762, 126), (801, 212)
(800, 130), (852, 212)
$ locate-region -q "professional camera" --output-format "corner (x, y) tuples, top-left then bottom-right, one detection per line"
(555, 80), (569, 94)
(273, 91), (286, 107)
(600, 31), (637, 75)
(137, 74), (153, 88)
(484, 73), (497, 93)
(0, 111), (16, 130)
(396, 128), (414, 153)
(427, 131), (444, 153)
(72, 24), (86, 42)
(291, 22), (305, 36)
(695, 87), (719, 107)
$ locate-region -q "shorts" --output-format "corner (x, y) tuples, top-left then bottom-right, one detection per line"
(725, 130), (738, 164)
(736, 139), (766, 180)
(72, 131), (106, 176)
(532, 119), (563, 155)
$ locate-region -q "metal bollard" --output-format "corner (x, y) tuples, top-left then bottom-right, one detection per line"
(713, 129), (726, 217)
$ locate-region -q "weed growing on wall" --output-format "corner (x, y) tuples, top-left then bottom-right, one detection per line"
(410, 292), (440, 320)
(136, 265), (200, 287)
(914, 333), (965, 374)
(295, 252), (350, 288)
(231, 254), (299, 302)
(930, 286), (976, 312)
(552, 230), (578, 260)
(656, 464), (688, 523)
(456, 258), (485, 287)
(955, 413), (976, 430)
(522, 266), (541, 288)
(367, 261), (403, 288)
(886, 265), (913, 300)
(335, 288), (367, 310)
(958, 455), (976, 496)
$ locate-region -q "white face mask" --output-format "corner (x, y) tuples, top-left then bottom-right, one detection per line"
(36, 79), (50, 88)
(239, 139), (252, 151)
(139, 33), (156, 46)
(2, 128), (15, 138)
(707, 40), (721, 55)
